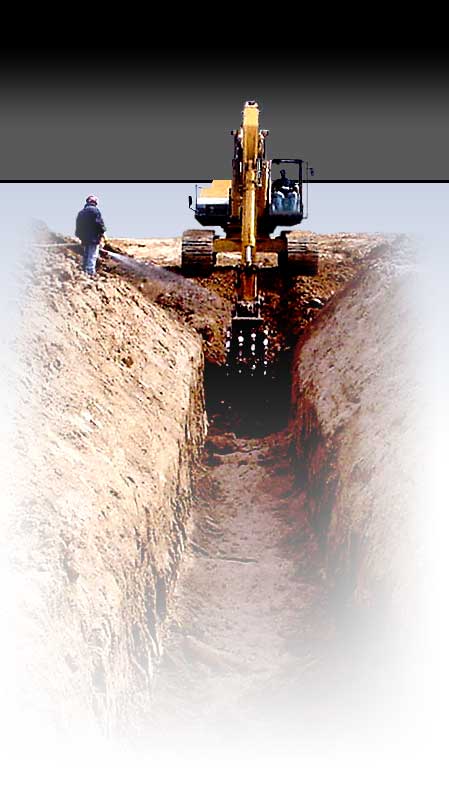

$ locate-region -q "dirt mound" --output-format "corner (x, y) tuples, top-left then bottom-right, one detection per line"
(11, 239), (206, 738)
(100, 233), (419, 748)
(100, 246), (232, 364)
(107, 233), (399, 357)
(291, 235), (423, 699)
(9, 226), (419, 753)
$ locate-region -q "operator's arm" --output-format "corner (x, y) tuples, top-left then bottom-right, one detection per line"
(96, 210), (106, 237)
(75, 211), (83, 239)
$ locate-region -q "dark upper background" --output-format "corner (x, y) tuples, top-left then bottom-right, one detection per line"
(0, 44), (448, 181)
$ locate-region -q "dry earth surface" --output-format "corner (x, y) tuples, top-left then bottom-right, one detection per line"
(9, 228), (424, 754)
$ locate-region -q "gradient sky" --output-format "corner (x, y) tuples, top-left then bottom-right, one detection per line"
(0, 181), (446, 355)
(2, 182), (448, 246)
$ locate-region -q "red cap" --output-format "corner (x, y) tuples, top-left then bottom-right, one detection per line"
(86, 195), (99, 205)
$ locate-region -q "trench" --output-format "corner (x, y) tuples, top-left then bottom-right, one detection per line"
(98, 249), (332, 741)
(22, 234), (410, 755)
(204, 351), (293, 438)
(96, 244), (399, 745)
(146, 338), (335, 747)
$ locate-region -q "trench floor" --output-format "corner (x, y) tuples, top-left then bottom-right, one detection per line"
(149, 424), (332, 745)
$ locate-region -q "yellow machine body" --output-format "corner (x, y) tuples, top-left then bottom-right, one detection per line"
(186, 101), (316, 296)
(182, 101), (318, 377)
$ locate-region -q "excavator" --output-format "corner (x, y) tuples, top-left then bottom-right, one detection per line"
(182, 100), (318, 376)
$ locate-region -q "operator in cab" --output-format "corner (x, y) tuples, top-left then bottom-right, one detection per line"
(272, 169), (299, 212)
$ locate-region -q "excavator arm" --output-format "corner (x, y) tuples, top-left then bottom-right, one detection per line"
(234, 101), (268, 309)
(225, 102), (270, 376)
(241, 100), (259, 268)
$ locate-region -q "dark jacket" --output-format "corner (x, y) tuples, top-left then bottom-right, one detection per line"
(75, 204), (106, 245)
(272, 176), (295, 195)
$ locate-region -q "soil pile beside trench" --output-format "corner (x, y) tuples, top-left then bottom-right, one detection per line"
(11, 238), (208, 739)
(9, 229), (422, 753)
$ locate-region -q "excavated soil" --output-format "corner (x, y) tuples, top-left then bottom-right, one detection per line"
(102, 233), (418, 746)
(106, 233), (393, 357)
(10, 228), (421, 752)
(11, 238), (208, 739)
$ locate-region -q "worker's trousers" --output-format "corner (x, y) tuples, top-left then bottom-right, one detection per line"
(82, 242), (100, 276)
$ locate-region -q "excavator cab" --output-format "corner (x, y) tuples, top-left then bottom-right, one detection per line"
(268, 159), (304, 223)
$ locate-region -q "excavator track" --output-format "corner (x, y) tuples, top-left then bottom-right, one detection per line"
(181, 229), (215, 275)
(279, 233), (319, 276)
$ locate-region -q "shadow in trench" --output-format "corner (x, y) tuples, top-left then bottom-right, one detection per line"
(204, 350), (293, 438)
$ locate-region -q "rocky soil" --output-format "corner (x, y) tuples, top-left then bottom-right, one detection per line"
(11, 238), (207, 740)
(8, 228), (423, 754)
(291, 239), (426, 715)
(107, 233), (395, 356)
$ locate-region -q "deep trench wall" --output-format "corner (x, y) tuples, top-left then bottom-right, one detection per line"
(12, 247), (206, 738)
(291, 243), (424, 637)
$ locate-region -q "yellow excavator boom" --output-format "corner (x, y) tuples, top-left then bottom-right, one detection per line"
(241, 101), (259, 266)
(182, 100), (319, 378)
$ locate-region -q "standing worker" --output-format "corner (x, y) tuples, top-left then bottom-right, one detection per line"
(75, 195), (106, 277)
